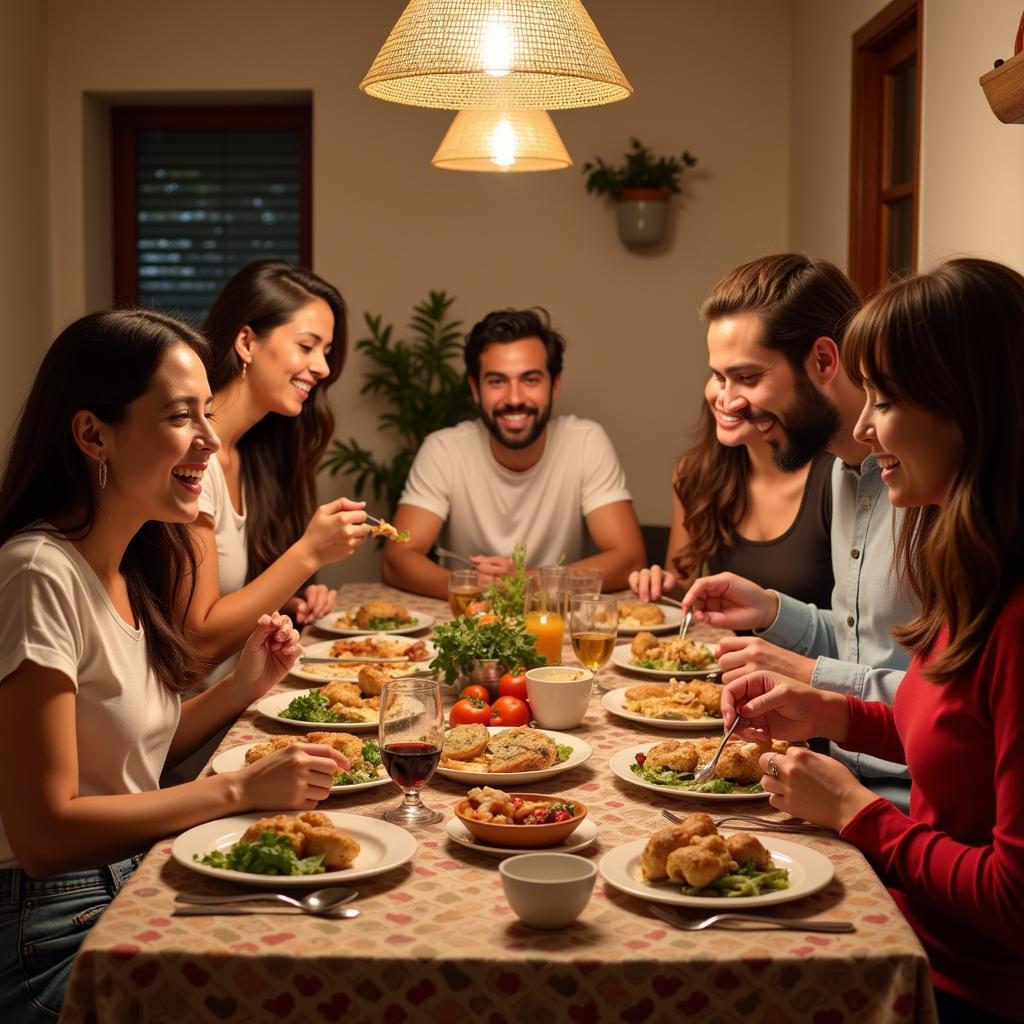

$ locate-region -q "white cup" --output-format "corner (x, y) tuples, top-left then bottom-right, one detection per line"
(525, 666), (594, 730)
(499, 853), (597, 929)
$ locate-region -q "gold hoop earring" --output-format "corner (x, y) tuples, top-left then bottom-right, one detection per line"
(98, 459), (108, 490)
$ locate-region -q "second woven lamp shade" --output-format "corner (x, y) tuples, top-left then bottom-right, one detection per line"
(360, 0), (632, 110)
(432, 109), (572, 171)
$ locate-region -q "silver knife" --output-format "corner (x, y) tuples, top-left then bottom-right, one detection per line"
(648, 903), (854, 933)
(299, 656), (413, 665)
(173, 905), (360, 919)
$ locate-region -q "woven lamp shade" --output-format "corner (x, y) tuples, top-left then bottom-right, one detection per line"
(360, 0), (632, 110)
(432, 109), (572, 171)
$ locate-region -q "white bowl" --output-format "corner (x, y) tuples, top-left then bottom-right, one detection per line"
(525, 666), (594, 729)
(499, 852), (597, 929)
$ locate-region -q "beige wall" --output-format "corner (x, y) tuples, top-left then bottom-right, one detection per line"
(0, 0), (50, 443)
(44, 0), (793, 582)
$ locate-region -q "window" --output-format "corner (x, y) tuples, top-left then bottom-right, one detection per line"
(112, 105), (311, 322)
(849, 0), (921, 297)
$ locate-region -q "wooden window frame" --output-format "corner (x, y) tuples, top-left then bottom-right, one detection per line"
(848, 0), (922, 297)
(111, 105), (312, 307)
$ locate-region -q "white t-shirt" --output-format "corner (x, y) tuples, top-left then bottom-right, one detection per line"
(0, 530), (180, 869)
(197, 454), (248, 597)
(398, 416), (633, 565)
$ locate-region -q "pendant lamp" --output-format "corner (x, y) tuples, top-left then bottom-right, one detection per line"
(360, 0), (632, 110)
(432, 109), (572, 172)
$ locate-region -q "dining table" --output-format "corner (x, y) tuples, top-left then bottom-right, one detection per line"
(60, 584), (937, 1024)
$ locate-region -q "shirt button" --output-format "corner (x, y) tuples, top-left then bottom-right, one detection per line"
(847, 616), (855, 628)
(851, 548), (860, 559)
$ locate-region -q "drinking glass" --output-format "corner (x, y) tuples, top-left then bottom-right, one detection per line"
(448, 569), (486, 618)
(569, 596), (618, 680)
(562, 568), (603, 617)
(378, 677), (445, 826)
(524, 574), (564, 666)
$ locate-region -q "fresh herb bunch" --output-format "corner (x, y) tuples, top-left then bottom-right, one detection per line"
(429, 614), (546, 684)
(195, 832), (325, 876)
(583, 138), (698, 199)
(484, 543), (529, 620)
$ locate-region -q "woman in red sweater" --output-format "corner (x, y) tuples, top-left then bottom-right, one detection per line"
(720, 257), (1024, 1023)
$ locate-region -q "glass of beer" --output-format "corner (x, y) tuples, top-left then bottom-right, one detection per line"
(448, 569), (486, 618)
(569, 595), (618, 679)
(524, 574), (564, 666)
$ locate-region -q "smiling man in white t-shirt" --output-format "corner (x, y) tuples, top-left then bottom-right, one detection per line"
(382, 308), (645, 599)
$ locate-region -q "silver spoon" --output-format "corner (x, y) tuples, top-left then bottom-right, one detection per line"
(175, 885), (357, 913)
(692, 716), (742, 784)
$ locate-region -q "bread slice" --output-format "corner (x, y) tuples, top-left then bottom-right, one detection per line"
(442, 724), (490, 761)
(488, 727), (558, 773)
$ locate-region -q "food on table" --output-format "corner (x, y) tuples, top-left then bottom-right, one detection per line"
(195, 812), (360, 875)
(498, 670), (528, 701)
(280, 680), (403, 725)
(460, 786), (579, 825)
(630, 632), (717, 672)
(488, 695), (530, 727)
(242, 732), (385, 786)
(369, 518), (411, 543)
(618, 603), (667, 629)
(623, 680), (723, 720)
(640, 813), (788, 897)
(459, 684), (491, 703)
(299, 660), (424, 684)
(332, 601), (418, 631)
(449, 695), (493, 727)
(440, 726), (571, 773)
(327, 637), (429, 661)
(535, 668), (588, 682)
(631, 736), (790, 794)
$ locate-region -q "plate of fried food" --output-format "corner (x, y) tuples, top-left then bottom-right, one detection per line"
(600, 681), (724, 730)
(209, 733), (393, 794)
(611, 633), (719, 679)
(598, 811), (832, 908)
(314, 601), (433, 637)
(254, 683), (420, 733)
(609, 737), (792, 800)
(435, 725), (593, 785)
(173, 810), (417, 886)
(289, 636), (435, 686)
(616, 602), (683, 635)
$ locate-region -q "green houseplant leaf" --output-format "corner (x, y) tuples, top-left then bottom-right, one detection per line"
(582, 138), (698, 199)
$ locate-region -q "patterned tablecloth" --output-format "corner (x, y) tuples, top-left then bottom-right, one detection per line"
(61, 586), (937, 1024)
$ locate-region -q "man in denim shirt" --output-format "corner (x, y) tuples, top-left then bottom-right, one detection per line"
(680, 254), (913, 808)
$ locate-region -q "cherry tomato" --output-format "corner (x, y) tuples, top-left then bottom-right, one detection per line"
(449, 696), (492, 727)
(490, 695), (530, 727)
(498, 670), (528, 702)
(459, 684), (491, 703)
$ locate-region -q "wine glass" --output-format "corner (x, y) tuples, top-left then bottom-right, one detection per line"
(447, 569), (486, 618)
(562, 568), (603, 617)
(569, 595), (618, 685)
(378, 677), (445, 826)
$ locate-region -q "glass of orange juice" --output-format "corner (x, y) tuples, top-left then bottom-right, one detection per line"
(524, 574), (565, 666)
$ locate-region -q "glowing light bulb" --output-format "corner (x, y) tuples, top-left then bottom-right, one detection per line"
(490, 118), (516, 166)
(481, 18), (512, 77)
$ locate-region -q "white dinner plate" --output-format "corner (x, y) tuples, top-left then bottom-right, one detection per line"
(172, 811), (417, 887)
(599, 834), (833, 909)
(608, 741), (769, 802)
(209, 742), (394, 795)
(616, 604), (683, 635)
(313, 610), (434, 637)
(611, 642), (720, 680)
(444, 816), (599, 859)
(600, 687), (724, 731)
(253, 689), (420, 733)
(435, 726), (593, 785)
(289, 637), (435, 685)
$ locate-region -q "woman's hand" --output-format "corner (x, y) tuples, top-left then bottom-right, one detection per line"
(628, 565), (678, 602)
(682, 572), (779, 631)
(716, 636), (817, 685)
(721, 671), (849, 743)
(237, 743), (351, 811)
(300, 497), (371, 568)
(233, 612), (303, 699)
(757, 746), (878, 831)
(285, 584), (337, 626)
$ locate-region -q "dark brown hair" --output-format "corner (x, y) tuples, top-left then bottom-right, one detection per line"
(671, 254), (860, 580)
(203, 260), (346, 580)
(464, 307), (566, 382)
(0, 310), (209, 694)
(843, 257), (1024, 680)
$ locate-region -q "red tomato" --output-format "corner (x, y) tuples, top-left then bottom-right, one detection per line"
(490, 696), (530, 727)
(498, 670), (528, 702)
(476, 614), (499, 625)
(459, 684), (491, 703)
(449, 696), (492, 727)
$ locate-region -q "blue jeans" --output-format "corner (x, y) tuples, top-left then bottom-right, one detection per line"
(0, 855), (141, 1023)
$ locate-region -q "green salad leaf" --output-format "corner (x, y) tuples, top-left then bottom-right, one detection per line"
(195, 832), (325, 876)
(366, 616), (417, 630)
(629, 761), (763, 795)
(680, 862), (789, 898)
(278, 689), (369, 724)
(332, 740), (384, 785)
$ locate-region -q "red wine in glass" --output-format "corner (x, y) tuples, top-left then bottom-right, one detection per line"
(382, 741), (440, 789)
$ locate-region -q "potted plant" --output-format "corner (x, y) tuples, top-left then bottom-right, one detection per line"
(582, 138), (698, 246)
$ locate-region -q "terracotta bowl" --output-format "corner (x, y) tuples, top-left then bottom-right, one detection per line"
(454, 793), (588, 848)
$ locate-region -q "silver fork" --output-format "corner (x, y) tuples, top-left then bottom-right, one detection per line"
(648, 904), (853, 933)
(691, 716), (742, 784)
(660, 808), (823, 834)
(677, 607), (693, 639)
(435, 545), (475, 568)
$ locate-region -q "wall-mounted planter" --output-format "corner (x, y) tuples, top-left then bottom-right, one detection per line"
(616, 188), (670, 245)
(980, 48), (1024, 123)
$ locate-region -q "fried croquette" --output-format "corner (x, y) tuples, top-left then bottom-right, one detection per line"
(355, 600), (410, 628)
(725, 832), (773, 871)
(666, 835), (738, 888)
(303, 827), (361, 870)
(644, 740), (700, 774)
